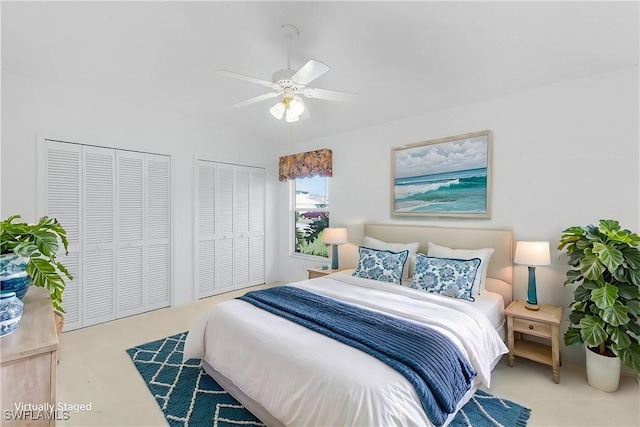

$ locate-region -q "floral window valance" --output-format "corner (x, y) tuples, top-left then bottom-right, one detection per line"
(279, 148), (332, 182)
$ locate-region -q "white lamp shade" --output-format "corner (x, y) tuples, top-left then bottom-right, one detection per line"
(285, 108), (299, 123)
(289, 97), (305, 115)
(270, 102), (285, 119)
(514, 241), (551, 266)
(322, 228), (348, 245)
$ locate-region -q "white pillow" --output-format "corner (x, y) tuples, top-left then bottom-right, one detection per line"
(363, 236), (420, 279)
(427, 242), (495, 294)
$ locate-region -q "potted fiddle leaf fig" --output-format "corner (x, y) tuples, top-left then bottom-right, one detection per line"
(0, 215), (73, 313)
(558, 219), (640, 392)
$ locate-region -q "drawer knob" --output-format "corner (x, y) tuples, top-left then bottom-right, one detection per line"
(529, 324), (534, 330)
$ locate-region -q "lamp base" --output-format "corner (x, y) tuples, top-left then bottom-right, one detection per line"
(525, 301), (540, 311)
(331, 244), (339, 270)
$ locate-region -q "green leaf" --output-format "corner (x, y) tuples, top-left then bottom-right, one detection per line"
(599, 301), (630, 327)
(616, 282), (640, 300)
(569, 309), (586, 325)
(591, 283), (618, 309)
(564, 327), (583, 346)
(627, 321), (640, 336)
(25, 258), (65, 311)
(627, 268), (640, 287)
(618, 343), (640, 374)
(620, 246), (640, 269)
(592, 242), (624, 271)
(579, 315), (608, 346)
(29, 229), (59, 258)
(626, 300), (640, 316)
(12, 241), (39, 258)
(608, 326), (632, 350)
(565, 269), (583, 284)
(598, 219), (621, 235)
(580, 249), (605, 280)
(558, 227), (586, 251)
(574, 285), (592, 302)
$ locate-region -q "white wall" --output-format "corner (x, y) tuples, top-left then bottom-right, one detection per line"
(1, 72), (280, 306)
(277, 67), (640, 363)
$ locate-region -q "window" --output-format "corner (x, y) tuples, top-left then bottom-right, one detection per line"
(292, 175), (329, 257)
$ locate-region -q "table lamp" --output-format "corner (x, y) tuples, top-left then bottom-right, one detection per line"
(322, 228), (348, 270)
(514, 241), (551, 311)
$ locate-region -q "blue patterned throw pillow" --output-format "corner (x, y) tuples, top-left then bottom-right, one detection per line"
(352, 246), (409, 285)
(410, 254), (481, 302)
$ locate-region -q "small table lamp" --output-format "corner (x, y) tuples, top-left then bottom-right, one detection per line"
(514, 241), (551, 311)
(322, 228), (348, 270)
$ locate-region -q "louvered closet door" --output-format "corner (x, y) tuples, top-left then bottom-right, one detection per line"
(116, 151), (145, 318)
(82, 146), (116, 327)
(45, 140), (82, 331)
(196, 160), (216, 298)
(234, 167), (251, 289)
(250, 168), (266, 286)
(216, 166), (235, 291)
(146, 154), (171, 310)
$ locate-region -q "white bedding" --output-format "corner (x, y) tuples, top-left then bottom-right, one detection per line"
(184, 273), (508, 427)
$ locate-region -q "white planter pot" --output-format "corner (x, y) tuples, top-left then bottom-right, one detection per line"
(585, 345), (621, 392)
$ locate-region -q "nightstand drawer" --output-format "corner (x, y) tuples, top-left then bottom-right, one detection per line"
(513, 318), (551, 337)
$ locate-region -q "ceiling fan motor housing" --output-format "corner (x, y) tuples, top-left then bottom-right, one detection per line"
(272, 69), (304, 92)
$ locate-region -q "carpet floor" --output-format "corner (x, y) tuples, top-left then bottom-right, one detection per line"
(127, 332), (531, 427)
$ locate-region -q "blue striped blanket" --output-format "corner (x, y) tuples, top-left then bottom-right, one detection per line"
(238, 286), (476, 426)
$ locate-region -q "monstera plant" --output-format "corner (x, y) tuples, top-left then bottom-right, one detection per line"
(558, 219), (640, 379)
(0, 215), (72, 312)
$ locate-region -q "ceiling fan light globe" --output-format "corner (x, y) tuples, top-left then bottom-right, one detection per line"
(285, 109), (299, 123)
(270, 102), (285, 120)
(289, 97), (305, 115)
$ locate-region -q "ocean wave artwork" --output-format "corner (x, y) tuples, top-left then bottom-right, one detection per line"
(394, 168), (487, 213)
(393, 131), (491, 217)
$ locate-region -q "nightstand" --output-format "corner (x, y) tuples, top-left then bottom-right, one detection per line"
(307, 267), (345, 279)
(505, 299), (563, 383)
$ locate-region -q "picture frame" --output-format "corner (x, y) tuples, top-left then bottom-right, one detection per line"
(392, 130), (492, 218)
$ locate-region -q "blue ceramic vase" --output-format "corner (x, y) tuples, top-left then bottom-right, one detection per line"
(0, 291), (24, 336)
(0, 253), (31, 300)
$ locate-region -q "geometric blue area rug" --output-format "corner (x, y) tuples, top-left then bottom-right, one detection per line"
(127, 332), (531, 427)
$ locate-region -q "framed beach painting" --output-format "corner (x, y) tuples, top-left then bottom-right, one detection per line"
(392, 130), (492, 218)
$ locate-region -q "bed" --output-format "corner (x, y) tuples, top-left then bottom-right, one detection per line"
(184, 224), (514, 427)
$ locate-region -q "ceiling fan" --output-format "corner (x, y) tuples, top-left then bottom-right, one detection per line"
(216, 24), (359, 123)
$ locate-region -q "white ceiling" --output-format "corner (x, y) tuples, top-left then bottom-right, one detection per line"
(2, 1), (638, 145)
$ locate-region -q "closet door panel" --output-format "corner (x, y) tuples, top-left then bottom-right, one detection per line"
(146, 155), (171, 308)
(250, 168), (266, 285)
(82, 146), (115, 326)
(216, 166), (234, 291)
(250, 235), (265, 286)
(44, 140), (83, 331)
(147, 243), (170, 308)
(196, 161), (216, 298)
(83, 248), (115, 326)
(198, 240), (216, 296)
(116, 246), (144, 315)
(217, 238), (234, 291)
(234, 168), (251, 289)
(217, 167), (234, 237)
(234, 237), (250, 289)
(147, 156), (170, 241)
(116, 151), (145, 317)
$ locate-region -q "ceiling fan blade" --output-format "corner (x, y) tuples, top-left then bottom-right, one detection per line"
(291, 60), (330, 85)
(231, 92), (280, 108)
(303, 87), (360, 103)
(216, 70), (274, 88)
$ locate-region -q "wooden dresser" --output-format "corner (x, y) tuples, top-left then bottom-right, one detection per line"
(1, 287), (59, 426)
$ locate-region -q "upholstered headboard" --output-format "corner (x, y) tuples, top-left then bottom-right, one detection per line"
(363, 223), (514, 305)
